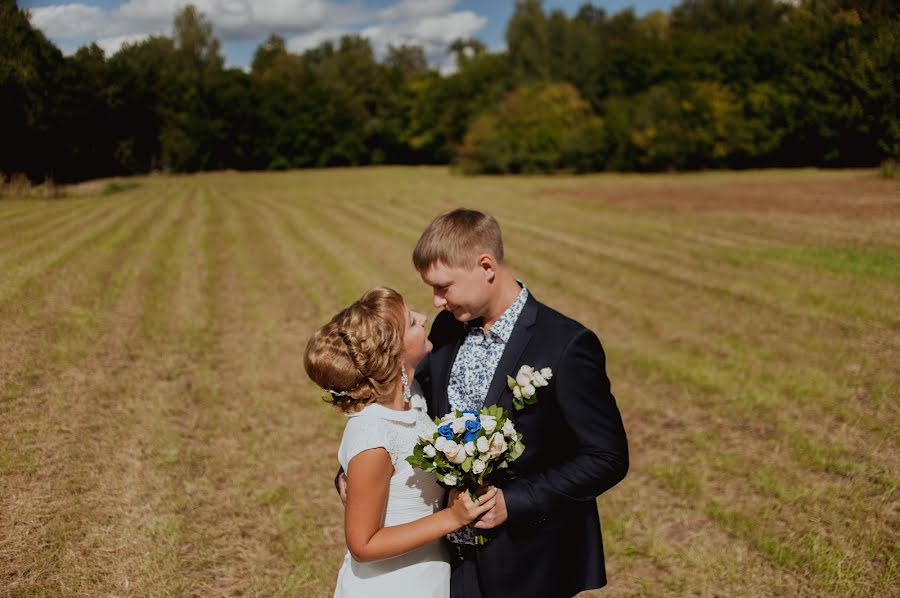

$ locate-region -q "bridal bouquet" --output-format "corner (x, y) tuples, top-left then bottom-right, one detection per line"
(407, 405), (524, 541)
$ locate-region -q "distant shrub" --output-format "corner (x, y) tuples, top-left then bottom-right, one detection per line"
(457, 82), (603, 174)
(1, 173), (66, 199)
(101, 181), (141, 196)
(880, 158), (900, 178)
(625, 81), (775, 171)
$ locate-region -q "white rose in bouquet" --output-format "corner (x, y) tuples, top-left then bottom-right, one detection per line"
(464, 441), (476, 457)
(488, 432), (508, 459)
(451, 417), (467, 434)
(444, 441), (467, 464)
(471, 458), (486, 475)
(502, 418), (517, 438)
(423, 444), (436, 458)
(479, 414), (497, 435)
(476, 435), (490, 454)
(443, 473), (457, 486)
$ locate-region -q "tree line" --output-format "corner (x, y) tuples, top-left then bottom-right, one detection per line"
(2, 0), (897, 182)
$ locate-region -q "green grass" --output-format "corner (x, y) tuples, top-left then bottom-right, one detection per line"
(750, 245), (900, 282)
(0, 166), (896, 596)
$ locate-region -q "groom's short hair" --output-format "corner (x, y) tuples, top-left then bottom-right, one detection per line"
(413, 208), (504, 272)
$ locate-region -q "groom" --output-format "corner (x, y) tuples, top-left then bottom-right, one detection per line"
(413, 208), (628, 598)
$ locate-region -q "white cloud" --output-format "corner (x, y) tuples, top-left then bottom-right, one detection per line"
(28, 0), (488, 70)
(376, 0), (458, 21)
(285, 27), (350, 53)
(411, 11), (486, 43)
(30, 4), (110, 38)
(95, 33), (153, 55)
(31, 1), (366, 44)
(357, 8), (486, 73)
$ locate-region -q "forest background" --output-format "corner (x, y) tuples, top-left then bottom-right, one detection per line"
(2, 0), (899, 183)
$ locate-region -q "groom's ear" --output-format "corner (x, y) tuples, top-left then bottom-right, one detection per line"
(476, 253), (497, 282)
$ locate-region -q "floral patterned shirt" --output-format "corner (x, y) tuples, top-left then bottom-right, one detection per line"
(447, 283), (528, 544)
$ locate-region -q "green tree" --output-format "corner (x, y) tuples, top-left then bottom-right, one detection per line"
(506, 0), (551, 81)
(0, 1), (64, 180)
(173, 4), (223, 81)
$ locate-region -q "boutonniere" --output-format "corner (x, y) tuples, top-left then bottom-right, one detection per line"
(507, 365), (553, 411)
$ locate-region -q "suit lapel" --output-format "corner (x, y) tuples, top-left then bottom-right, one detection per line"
(483, 294), (539, 408)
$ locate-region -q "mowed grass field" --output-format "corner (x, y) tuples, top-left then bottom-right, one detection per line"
(0, 167), (897, 597)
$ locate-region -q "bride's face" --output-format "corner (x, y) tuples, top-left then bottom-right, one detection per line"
(402, 303), (432, 368)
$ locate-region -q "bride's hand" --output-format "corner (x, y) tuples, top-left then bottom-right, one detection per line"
(447, 486), (498, 528)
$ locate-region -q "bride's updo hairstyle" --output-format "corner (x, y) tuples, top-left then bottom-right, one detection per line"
(304, 287), (406, 413)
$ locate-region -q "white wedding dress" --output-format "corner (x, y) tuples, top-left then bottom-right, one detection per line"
(334, 383), (449, 598)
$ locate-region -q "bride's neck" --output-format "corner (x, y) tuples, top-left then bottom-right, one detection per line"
(381, 365), (412, 411)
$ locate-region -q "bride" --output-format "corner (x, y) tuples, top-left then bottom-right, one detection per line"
(304, 287), (497, 597)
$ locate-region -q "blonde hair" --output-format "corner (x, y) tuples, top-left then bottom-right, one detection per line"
(304, 287), (406, 413)
(412, 208), (504, 272)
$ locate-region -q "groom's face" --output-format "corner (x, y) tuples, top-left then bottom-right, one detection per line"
(420, 260), (492, 323)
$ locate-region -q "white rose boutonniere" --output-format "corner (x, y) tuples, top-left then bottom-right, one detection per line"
(507, 364), (552, 411)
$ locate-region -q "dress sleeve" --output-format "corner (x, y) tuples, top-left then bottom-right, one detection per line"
(338, 416), (393, 470)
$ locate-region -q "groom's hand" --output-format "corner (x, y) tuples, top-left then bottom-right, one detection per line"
(337, 472), (348, 506)
(472, 488), (507, 529)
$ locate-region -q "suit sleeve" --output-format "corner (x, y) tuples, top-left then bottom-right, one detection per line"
(502, 328), (628, 521)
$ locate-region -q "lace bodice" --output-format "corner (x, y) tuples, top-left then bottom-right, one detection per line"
(339, 400), (431, 468)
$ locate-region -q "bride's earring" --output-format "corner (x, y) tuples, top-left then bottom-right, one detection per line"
(401, 367), (412, 404)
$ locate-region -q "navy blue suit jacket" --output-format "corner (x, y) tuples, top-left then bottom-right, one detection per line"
(416, 293), (628, 598)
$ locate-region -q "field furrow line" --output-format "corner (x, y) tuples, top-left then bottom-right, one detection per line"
(0, 200), (129, 273)
(606, 361), (896, 595)
(0, 196), (166, 403)
(0, 198), (142, 305)
(202, 189), (347, 593)
(0, 199), (100, 257)
(224, 191), (334, 319)
(254, 195), (401, 304)
(0, 191), (191, 595)
(0, 203), (85, 237)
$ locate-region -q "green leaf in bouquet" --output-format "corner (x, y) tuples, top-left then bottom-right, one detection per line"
(485, 405), (504, 419)
(461, 456), (473, 473)
(497, 460), (509, 469)
(509, 440), (525, 460)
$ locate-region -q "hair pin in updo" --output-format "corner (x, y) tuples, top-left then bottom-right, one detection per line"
(326, 384), (360, 397)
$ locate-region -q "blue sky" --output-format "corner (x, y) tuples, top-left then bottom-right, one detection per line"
(21, 1), (677, 71)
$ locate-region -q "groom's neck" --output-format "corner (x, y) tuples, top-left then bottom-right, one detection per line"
(481, 269), (522, 332)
